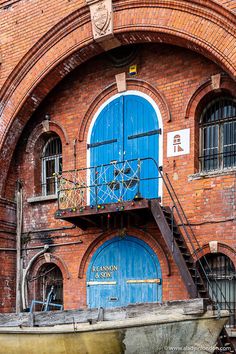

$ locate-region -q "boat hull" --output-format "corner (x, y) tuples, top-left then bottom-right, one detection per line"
(0, 300), (229, 354)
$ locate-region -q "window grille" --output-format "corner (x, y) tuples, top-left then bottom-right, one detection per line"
(199, 97), (236, 171)
(197, 253), (236, 328)
(42, 137), (62, 196)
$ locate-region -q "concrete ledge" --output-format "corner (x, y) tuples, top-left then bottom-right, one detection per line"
(27, 195), (57, 203)
(188, 167), (236, 181)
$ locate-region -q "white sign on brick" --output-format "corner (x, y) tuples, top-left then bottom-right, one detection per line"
(167, 128), (190, 157)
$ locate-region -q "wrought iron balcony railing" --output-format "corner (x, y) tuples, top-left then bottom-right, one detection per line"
(56, 158), (160, 210)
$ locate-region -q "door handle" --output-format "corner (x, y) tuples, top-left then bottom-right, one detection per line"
(87, 281), (117, 286)
(109, 297), (118, 301)
(126, 279), (161, 284)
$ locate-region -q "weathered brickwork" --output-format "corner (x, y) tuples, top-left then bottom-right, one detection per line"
(0, 199), (16, 312)
(0, 1), (235, 313)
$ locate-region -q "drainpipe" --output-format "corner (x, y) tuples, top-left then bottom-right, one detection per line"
(16, 180), (23, 313)
(21, 241), (83, 310)
(21, 245), (50, 310)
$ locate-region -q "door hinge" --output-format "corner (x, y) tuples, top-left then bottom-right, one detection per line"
(87, 139), (117, 149)
(128, 129), (161, 140)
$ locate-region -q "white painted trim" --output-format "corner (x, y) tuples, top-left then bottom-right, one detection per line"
(86, 90), (164, 204)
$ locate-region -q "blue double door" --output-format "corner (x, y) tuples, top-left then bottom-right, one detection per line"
(89, 95), (160, 204)
(87, 236), (162, 308)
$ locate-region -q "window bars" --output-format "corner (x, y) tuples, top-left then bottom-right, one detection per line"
(199, 97), (236, 171)
(42, 137), (62, 196)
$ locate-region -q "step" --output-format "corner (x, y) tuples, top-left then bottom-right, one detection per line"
(181, 252), (191, 258)
(173, 232), (183, 238)
(198, 290), (208, 296)
(185, 259), (194, 265)
(176, 242), (186, 249)
(195, 281), (205, 287)
(196, 285), (207, 292)
(189, 268), (197, 274)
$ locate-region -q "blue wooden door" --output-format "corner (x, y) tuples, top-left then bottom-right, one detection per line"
(87, 236), (162, 308)
(123, 95), (159, 200)
(89, 97), (123, 205)
(89, 95), (159, 204)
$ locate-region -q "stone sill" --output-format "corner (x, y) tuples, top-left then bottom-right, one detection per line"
(226, 328), (236, 337)
(27, 195), (58, 203)
(188, 167), (236, 181)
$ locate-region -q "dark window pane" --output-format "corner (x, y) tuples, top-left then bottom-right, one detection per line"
(44, 137), (62, 157)
(197, 253), (236, 328)
(46, 159), (55, 177)
(202, 126), (219, 170)
(42, 137), (62, 196)
(223, 121), (236, 168)
(201, 98), (236, 124)
(59, 157), (63, 174)
(200, 97), (236, 171)
(46, 177), (56, 195)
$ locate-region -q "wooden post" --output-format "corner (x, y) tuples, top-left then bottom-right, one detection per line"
(16, 180), (23, 313)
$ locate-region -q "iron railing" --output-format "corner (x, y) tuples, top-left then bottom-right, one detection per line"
(199, 150), (236, 172)
(159, 168), (236, 328)
(56, 157), (160, 210)
(197, 254), (236, 328)
(56, 158), (235, 328)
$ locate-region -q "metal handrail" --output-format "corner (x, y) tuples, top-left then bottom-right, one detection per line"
(57, 157), (160, 209)
(57, 157), (159, 174)
(159, 167), (232, 313)
(56, 157), (232, 315)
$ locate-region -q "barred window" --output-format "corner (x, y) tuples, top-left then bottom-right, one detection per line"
(197, 253), (236, 328)
(42, 137), (62, 196)
(199, 97), (236, 171)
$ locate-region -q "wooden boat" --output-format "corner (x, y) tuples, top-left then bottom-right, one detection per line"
(0, 299), (229, 354)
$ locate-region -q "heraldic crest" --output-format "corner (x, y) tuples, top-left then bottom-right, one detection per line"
(93, 1), (111, 36)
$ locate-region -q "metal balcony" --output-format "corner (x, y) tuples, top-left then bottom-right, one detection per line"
(54, 158), (160, 229)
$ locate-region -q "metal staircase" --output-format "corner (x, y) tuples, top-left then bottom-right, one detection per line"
(152, 168), (235, 354)
(55, 158), (235, 353)
(151, 200), (208, 299)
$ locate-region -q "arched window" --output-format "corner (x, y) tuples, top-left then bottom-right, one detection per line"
(199, 97), (236, 171)
(197, 253), (236, 327)
(42, 137), (62, 196)
(29, 263), (63, 312)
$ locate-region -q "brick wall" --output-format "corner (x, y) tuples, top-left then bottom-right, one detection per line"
(0, 0), (236, 312)
(2, 43), (235, 311)
(0, 0), (84, 87)
(0, 199), (16, 312)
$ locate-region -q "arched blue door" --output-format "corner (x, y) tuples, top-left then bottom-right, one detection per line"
(87, 236), (162, 308)
(89, 95), (160, 204)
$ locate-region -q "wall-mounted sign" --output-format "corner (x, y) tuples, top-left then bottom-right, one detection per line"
(92, 265), (118, 279)
(167, 128), (190, 157)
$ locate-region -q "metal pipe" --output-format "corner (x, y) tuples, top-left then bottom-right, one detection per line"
(21, 240), (83, 251)
(16, 180), (23, 313)
(0, 229), (16, 235)
(0, 240), (83, 252)
(22, 225), (76, 235)
(73, 139), (77, 171)
(22, 246), (49, 310)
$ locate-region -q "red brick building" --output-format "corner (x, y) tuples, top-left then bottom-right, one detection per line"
(0, 0), (236, 343)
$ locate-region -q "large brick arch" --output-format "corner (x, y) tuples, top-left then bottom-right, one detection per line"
(77, 78), (171, 142)
(78, 227), (171, 279)
(0, 0), (236, 194)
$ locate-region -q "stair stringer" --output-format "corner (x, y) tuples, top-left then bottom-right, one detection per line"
(150, 199), (197, 298)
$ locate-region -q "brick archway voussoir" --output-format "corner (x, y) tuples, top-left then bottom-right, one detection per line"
(0, 0), (236, 195)
(1, 2), (236, 143)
